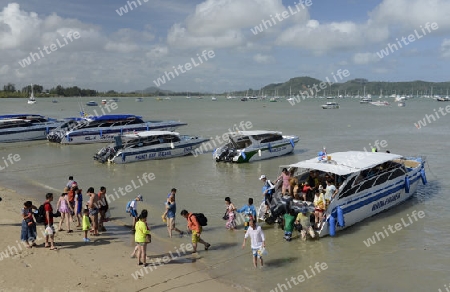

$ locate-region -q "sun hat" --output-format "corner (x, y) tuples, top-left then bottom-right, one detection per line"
(137, 194), (143, 201)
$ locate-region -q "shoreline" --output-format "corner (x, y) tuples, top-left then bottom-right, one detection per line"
(0, 185), (239, 292)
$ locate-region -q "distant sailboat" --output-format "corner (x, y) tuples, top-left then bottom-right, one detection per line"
(27, 84), (36, 104)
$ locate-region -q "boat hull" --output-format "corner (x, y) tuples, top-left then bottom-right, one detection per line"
(97, 139), (208, 164)
(0, 126), (54, 142)
(321, 105), (339, 109)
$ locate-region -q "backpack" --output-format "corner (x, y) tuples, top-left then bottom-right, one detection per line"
(34, 202), (49, 225)
(191, 213), (208, 226)
(126, 200), (133, 213)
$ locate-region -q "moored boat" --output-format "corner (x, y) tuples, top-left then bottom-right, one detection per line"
(27, 85), (36, 105)
(264, 151), (427, 237)
(86, 101), (98, 106)
(321, 101), (339, 109)
(360, 96), (372, 104)
(213, 130), (299, 163)
(0, 114), (63, 142)
(93, 131), (209, 164)
(47, 114), (187, 144)
(370, 101), (390, 106)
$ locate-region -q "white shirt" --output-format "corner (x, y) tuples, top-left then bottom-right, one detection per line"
(325, 184), (336, 201)
(130, 200), (137, 211)
(244, 225), (265, 249)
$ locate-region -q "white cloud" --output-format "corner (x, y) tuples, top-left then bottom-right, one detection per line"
(369, 0), (450, 32)
(0, 3), (41, 49)
(352, 52), (380, 65)
(166, 0), (308, 49)
(253, 53), (274, 64)
(440, 38), (450, 58)
(146, 46), (169, 59)
(0, 64), (9, 75)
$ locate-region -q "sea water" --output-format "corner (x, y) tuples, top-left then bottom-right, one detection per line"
(0, 97), (448, 291)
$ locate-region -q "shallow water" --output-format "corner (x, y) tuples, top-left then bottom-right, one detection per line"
(0, 97), (448, 291)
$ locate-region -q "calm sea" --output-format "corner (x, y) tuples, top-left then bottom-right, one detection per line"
(0, 97), (448, 292)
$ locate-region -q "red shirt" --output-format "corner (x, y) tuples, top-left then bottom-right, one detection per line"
(67, 190), (75, 203)
(302, 185), (312, 193)
(44, 202), (53, 225)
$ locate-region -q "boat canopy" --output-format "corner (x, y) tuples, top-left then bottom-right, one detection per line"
(88, 114), (143, 121)
(236, 130), (282, 136)
(283, 151), (403, 176)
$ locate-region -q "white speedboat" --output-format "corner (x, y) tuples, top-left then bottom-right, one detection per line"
(93, 131), (209, 164)
(86, 101), (98, 106)
(213, 130), (299, 163)
(47, 114), (187, 144)
(0, 114), (63, 143)
(321, 101), (339, 109)
(360, 97), (372, 104)
(135, 97), (143, 102)
(266, 151), (427, 237)
(370, 101), (390, 106)
(27, 85), (36, 104)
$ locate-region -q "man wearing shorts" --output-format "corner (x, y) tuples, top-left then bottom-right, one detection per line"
(181, 209), (210, 253)
(97, 186), (108, 232)
(242, 218), (265, 268)
(44, 193), (57, 250)
(165, 194), (184, 238)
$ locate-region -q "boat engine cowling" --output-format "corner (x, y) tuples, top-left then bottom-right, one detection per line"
(94, 146), (116, 163)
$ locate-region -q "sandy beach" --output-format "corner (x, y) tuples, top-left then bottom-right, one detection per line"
(0, 186), (239, 292)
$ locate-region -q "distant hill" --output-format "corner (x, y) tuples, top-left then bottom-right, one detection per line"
(256, 77), (450, 97)
(142, 86), (173, 95)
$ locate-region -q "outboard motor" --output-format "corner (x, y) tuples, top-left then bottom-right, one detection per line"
(94, 146), (115, 163)
(216, 146), (230, 162)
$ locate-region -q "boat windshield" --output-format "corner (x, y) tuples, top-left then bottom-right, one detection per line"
(253, 134), (283, 143)
(230, 135), (251, 148)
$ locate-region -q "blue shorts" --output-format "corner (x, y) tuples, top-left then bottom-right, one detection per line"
(130, 209), (138, 217)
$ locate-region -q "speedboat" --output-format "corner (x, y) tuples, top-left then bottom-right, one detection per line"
(135, 97), (143, 102)
(321, 101), (339, 109)
(0, 114), (63, 142)
(370, 101), (390, 106)
(264, 151), (427, 237)
(86, 101), (98, 106)
(213, 130), (299, 163)
(101, 99), (107, 105)
(93, 131), (209, 164)
(360, 97), (372, 104)
(46, 114), (187, 144)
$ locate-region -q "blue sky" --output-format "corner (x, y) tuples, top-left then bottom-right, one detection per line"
(0, 0), (449, 92)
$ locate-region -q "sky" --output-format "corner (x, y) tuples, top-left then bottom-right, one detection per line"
(0, 0), (449, 93)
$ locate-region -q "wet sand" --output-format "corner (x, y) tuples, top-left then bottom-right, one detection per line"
(0, 185), (239, 292)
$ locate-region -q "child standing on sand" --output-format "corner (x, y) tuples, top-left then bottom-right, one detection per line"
(82, 209), (91, 242)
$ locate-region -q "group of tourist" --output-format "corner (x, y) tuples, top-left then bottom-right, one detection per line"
(259, 170), (341, 241)
(19, 175), (110, 250)
(19, 173), (323, 269)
